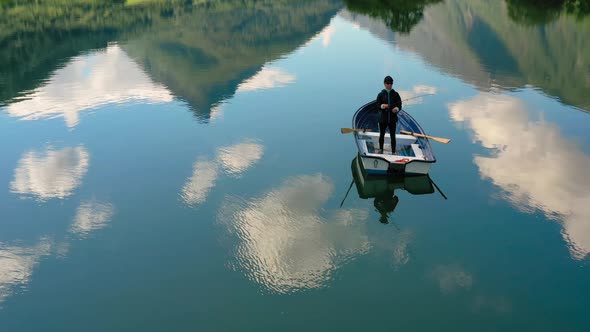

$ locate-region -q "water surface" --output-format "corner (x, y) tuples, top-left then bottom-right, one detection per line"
(1, 0), (589, 331)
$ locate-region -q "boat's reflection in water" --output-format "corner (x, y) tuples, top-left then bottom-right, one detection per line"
(350, 155), (441, 224)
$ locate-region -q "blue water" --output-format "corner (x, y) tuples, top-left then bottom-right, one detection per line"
(1, 0), (589, 331)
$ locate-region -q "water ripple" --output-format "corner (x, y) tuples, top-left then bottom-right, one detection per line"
(449, 93), (590, 260)
(218, 174), (370, 294)
(10, 146), (89, 201)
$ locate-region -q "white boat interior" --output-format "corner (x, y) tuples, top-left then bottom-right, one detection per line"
(356, 132), (430, 163)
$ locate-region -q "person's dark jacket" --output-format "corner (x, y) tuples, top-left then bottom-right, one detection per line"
(375, 89), (402, 123)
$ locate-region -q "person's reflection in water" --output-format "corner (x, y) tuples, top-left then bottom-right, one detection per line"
(373, 189), (399, 224)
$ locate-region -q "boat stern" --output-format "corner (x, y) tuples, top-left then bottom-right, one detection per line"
(359, 154), (433, 175)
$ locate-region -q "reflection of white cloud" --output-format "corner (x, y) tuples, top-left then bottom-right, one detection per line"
(219, 174), (370, 294)
(369, 228), (414, 270)
(210, 103), (224, 122)
(449, 93), (590, 259)
(0, 239), (51, 304)
(70, 201), (115, 238)
(181, 159), (219, 206)
(430, 264), (473, 294)
(472, 295), (512, 314)
(217, 141), (264, 177)
(10, 146), (89, 200)
(303, 22), (337, 48)
(55, 242), (71, 259)
(6, 45), (173, 128)
(392, 230), (412, 268)
(412, 85), (437, 95)
(321, 25), (336, 47)
(236, 67), (296, 92)
(399, 85), (437, 105)
(181, 140), (264, 206)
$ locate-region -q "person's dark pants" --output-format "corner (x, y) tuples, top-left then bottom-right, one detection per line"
(379, 120), (397, 153)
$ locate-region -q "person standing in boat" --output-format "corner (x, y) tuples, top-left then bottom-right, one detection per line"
(376, 75), (402, 154)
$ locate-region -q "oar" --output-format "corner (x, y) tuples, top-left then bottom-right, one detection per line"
(428, 175), (448, 200)
(339, 179), (355, 208)
(399, 130), (451, 144)
(341, 128), (372, 134)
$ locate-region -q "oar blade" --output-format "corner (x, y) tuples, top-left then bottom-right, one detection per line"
(341, 128), (371, 134)
(429, 136), (451, 144)
(341, 128), (354, 134)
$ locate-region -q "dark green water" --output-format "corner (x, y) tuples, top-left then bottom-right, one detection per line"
(1, 0), (589, 331)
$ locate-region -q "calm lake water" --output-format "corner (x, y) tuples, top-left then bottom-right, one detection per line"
(1, 0), (589, 331)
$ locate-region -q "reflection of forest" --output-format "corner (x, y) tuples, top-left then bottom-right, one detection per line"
(0, 0), (149, 104)
(122, 0), (341, 120)
(506, 0), (590, 25)
(342, 0), (590, 111)
(0, 0), (342, 120)
(343, 0), (442, 33)
(2, 0), (589, 114)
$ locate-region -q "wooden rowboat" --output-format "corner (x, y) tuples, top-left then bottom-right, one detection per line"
(352, 101), (436, 175)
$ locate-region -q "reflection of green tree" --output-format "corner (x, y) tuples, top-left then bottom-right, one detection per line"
(0, 0), (167, 104)
(364, 0), (590, 111)
(343, 0), (443, 33)
(506, 0), (590, 25)
(123, 0), (341, 121)
(467, 0), (590, 111)
(0, 0), (342, 121)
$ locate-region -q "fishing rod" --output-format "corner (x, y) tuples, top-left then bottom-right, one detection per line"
(402, 93), (435, 103)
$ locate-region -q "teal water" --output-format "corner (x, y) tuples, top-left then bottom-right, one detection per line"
(1, 0), (589, 331)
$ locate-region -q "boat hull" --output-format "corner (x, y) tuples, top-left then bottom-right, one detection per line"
(351, 155), (435, 197)
(359, 154), (432, 175)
